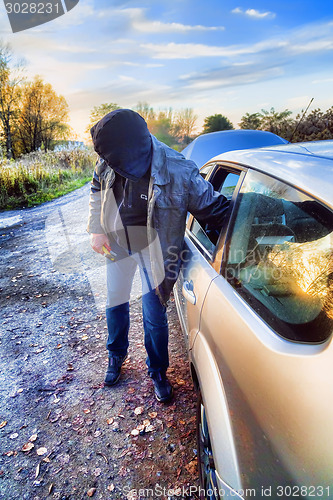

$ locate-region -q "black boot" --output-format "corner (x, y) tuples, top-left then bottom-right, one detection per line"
(150, 372), (173, 403)
(104, 354), (127, 386)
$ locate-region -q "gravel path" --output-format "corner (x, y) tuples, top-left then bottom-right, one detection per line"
(0, 185), (199, 500)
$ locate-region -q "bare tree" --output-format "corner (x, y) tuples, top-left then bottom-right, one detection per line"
(173, 108), (198, 145)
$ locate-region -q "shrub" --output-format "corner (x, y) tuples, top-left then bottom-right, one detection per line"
(0, 148), (96, 210)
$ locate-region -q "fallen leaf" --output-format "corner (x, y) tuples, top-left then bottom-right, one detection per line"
(83, 409), (91, 414)
(106, 418), (114, 425)
(134, 407), (144, 415)
(142, 419), (150, 427)
(0, 421), (7, 429)
(93, 468), (101, 477)
(148, 412), (157, 419)
(29, 434), (38, 442)
(107, 484), (115, 492)
(87, 487), (96, 497)
(185, 458), (198, 475)
(9, 433), (18, 439)
(21, 442), (34, 452)
(5, 450), (17, 457)
(37, 447), (47, 456)
(130, 429), (139, 436)
(48, 483), (54, 494)
(56, 344), (62, 349)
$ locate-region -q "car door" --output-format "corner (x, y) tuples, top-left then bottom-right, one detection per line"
(175, 164), (243, 350)
(194, 167), (333, 494)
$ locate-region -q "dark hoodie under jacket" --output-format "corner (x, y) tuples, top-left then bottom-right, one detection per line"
(90, 109), (153, 252)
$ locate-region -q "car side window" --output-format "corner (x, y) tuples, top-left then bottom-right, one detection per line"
(224, 170), (333, 343)
(190, 169), (241, 255)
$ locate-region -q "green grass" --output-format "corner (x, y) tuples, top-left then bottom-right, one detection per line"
(0, 149), (97, 210)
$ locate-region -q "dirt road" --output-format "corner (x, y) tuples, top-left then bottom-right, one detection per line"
(0, 184), (199, 500)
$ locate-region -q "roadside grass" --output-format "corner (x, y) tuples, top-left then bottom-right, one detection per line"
(0, 149), (97, 210)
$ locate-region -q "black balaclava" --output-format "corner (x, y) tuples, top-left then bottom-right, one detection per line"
(90, 109), (152, 182)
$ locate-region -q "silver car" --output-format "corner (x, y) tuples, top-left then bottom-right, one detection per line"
(175, 140), (333, 499)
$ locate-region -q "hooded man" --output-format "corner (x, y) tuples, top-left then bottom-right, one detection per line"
(87, 109), (229, 403)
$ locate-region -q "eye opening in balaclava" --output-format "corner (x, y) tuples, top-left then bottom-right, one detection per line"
(90, 109), (152, 182)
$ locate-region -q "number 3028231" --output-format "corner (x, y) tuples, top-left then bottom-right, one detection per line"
(5, 2), (61, 14)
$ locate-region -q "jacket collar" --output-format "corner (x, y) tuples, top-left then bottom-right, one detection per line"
(150, 135), (170, 186)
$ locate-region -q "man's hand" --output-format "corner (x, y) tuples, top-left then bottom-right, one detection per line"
(90, 233), (110, 255)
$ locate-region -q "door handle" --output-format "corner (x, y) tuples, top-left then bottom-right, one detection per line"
(182, 280), (196, 305)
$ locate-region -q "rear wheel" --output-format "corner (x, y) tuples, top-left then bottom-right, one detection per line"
(196, 390), (221, 500)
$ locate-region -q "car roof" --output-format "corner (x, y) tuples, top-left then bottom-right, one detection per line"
(182, 129), (287, 168)
(210, 140), (333, 210)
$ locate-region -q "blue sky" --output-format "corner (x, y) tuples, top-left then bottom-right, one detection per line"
(1, 0), (333, 139)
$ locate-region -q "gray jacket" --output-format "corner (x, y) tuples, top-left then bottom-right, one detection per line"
(87, 135), (229, 305)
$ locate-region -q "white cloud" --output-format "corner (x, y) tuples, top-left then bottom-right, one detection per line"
(290, 40), (333, 54)
(97, 7), (224, 33)
(122, 62), (164, 68)
(141, 39), (288, 59)
(141, 20), (333, 61)
(124, 8), (224, 33)
(181, 66), (285, 91)
(232, 7), (276, 19)
(171, 20), (333, 96)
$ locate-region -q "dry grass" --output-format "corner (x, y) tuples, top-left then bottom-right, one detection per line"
(0, 148), (97, 210)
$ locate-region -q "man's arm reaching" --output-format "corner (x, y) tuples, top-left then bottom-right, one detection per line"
(187, 167), (230, 227)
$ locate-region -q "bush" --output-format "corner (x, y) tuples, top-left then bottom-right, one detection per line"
(0, 148), (97, 210)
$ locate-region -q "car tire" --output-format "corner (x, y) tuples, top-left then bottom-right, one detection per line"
(196, 389), (221, 500)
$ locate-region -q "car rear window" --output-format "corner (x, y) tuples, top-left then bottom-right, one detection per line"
(223, 170), (333, 343)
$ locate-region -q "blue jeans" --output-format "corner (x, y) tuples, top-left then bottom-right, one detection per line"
(105, 251), (169, 374)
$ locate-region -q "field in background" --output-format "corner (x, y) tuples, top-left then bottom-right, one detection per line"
(0, 148), (96, 210)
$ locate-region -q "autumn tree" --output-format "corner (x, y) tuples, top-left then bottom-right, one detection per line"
(86, 102), (121, 136)
(149, 109), (175, 146)
(203, 114), (234, 134)
(135, 104), (197, 147)
(172, 108), (198, 145)
(0, 42), (24, 159)
(14, 77), (69, 155)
